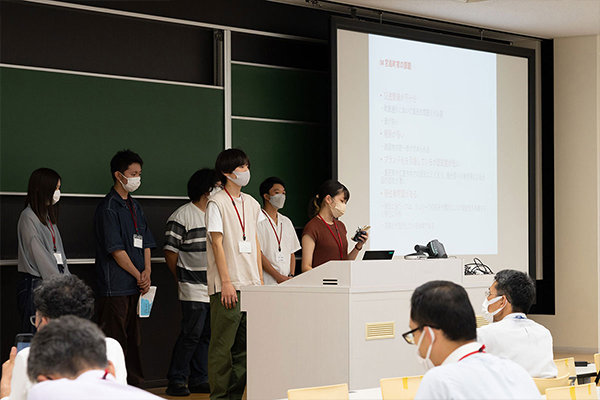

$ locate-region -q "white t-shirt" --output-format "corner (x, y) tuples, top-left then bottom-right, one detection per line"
(415, 342), (541, 400)
(477, 313), (557, 378)
(257, 211), (301, 285)
(27, 369), (161, 400)
(6, 338), (126, 400)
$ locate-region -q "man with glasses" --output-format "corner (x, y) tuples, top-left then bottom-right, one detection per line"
(0, 275), (126, 400)
(478, 269), (557, 378)
(403, 280), (540, 399)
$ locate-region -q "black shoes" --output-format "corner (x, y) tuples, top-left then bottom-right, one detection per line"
(165, 383), (190, 397)
(188, 382), (210, 394)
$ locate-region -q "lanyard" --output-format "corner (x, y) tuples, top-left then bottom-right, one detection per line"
(224, 188), (246, 240)
(125, 198), (139, 234)
(262, 210), (282, 252)
(102, 368), (110, 380)
(47, 219), (57, 252)
(458, 345), (486, 361)
(318, 215), (344, 260)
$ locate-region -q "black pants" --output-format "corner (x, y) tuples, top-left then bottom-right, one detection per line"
(97, 294), (144, 387)
(16, 273), (42, 334)
(167, 300), (211, 386)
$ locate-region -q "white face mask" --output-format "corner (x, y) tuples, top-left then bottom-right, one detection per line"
(268, 193), (286, 209)
(330, 200), (346, 218)
(209, 186), (222, 198)
(52, 190), (61, 205)
(481, 296), (505, 323)
(227, 169), (250, 187)
(119, 173), (141, 193)
(416, 327), (435, 371)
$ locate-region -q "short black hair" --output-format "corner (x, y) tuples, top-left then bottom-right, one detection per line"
(259, 177), (285, 204)
(187, 168), (219, 202)
(28, 316), (107, 381)
(110, 149), (143, 182)
(215, 148), (250, 181)
(494, 269), (536, 313)
(410, 280), (476, 341)
(34, 275), (95, 320)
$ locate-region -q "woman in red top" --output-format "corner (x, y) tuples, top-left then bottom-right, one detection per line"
(301, 180), (368, 271)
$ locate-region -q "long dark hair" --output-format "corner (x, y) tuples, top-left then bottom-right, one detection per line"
(25, 168), (61, 225)
(308, 179), (350, 218)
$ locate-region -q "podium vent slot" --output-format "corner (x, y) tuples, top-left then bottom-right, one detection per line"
(322, 279), (338, 286)
(365, 322), (395, 340)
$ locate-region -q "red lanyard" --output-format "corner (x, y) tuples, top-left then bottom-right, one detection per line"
(125, 198), (139, 234)
(458, 345), (486, 361)
(47, 219), (57, 252)
(224, 188), (246, 240)
(318, 215), (344, 260)
(262, 210), (282, 252)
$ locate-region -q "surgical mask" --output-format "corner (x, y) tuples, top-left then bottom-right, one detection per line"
(119, 173), (141, 193)
(52, 190), (61, 205)
(209, 186), (222, 197)
(330, 201), (346, 218)
(481, 296), (505, 323)
(416, 327), (435, 371)
(268, 193), (286, 209)
(227, 170), (250, 187)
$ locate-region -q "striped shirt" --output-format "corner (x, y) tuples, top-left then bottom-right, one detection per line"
(164, 202), (208, 302)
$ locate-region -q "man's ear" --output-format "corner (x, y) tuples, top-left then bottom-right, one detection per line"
(107, 361), (116, 378)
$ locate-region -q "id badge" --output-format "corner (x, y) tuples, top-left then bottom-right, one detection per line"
(133, 234), (143, 249)
(53, 252), (64, 265)
(276, 252), (286, 263)
(238, 240), (252, 254)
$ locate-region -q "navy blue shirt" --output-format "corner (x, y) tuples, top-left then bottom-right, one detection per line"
(94, 188), (156, 296)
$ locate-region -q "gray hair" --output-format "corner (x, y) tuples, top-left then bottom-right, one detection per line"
(27, 316), (108, 382)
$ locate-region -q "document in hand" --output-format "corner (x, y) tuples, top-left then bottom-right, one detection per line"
(137, 286), (157, 318)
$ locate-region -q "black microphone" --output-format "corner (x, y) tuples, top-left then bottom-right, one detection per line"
(414, 244), (429, 254)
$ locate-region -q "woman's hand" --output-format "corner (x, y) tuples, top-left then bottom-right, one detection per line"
(355, 230), (369, 250)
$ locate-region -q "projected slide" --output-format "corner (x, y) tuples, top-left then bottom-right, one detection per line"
(368, 34), (498, 254)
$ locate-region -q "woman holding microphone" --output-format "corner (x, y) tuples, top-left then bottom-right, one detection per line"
(301, 180), (368, 272)
(16, 168), (70, 332)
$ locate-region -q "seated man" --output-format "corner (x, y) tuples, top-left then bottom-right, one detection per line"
(405, 280), (541, 399)
(478, 269), (557, 378)
(27, 316), (160, 399)
(0, 275), (126, 400)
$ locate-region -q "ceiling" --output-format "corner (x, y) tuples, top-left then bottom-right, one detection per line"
(274, 0), (600, 39)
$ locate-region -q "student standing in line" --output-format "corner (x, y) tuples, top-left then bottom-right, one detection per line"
(205, 148), (263, 400)
(94, 149), (155, 387)
(257, 177), (301, 284)
(16, 168), (70, 333)
(163, 168), (220, 397)
(301, 180), (368, 272)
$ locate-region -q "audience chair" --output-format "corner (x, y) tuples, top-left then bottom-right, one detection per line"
(546, 383), (598, 400)
(287, 383), (349, 400)
(555, 357), (578, 385)
(533, 374), (570, 395)
(594, 353), (600, 384)
(475, 315), (489, 328)
(380, 375), (423, 400)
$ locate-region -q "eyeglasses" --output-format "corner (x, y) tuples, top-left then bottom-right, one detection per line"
(402, 325), (439, 345)
(485, 289), (502, 298)
(30, 315), (37, 327)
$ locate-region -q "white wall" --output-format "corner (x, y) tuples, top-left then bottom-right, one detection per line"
(530, 34), (600, 354)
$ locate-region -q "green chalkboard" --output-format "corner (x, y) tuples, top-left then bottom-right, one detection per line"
(232, 118), (329, 226)
(0, 67), (224, 196)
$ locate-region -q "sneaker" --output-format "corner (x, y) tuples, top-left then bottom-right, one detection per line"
(188, 382), (210, 393)
(165, 383), (190, 397)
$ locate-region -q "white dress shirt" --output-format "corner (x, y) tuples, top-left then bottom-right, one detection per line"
(415, 342), (542, 400)
(27, 369), (161, 400)
(5, 338), (126, 400)
(477, 313), (557, 378)
(257, 211), (301, 285)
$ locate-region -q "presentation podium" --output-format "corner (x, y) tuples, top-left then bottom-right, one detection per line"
(241, 259), (491, 400)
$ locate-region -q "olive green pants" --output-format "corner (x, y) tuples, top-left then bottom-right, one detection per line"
(208, 292), (246, 400)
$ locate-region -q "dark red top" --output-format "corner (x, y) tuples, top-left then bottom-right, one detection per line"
(302, 216), (348, 268)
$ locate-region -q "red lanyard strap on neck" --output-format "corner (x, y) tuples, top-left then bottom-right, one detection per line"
(262, 210), (282, 251)
(318, 215), (344, 260)
(47, 219), (57, 252)
(125, 198), (139, 234)
(224, 188), (246, 241)
(458, 345), (486, 361)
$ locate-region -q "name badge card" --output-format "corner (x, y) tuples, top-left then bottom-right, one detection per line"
(238, 240), (252, 254)
(133, 234), (143, 249)
(276, 252), (286, 263)
(54, 252), (64, 265)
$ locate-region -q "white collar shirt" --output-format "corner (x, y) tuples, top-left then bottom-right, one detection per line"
(257, 211), (301, 285)
(477, 313), (557, 378)
(27, 370), (162, 400)
(415, 342), (542, 400)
